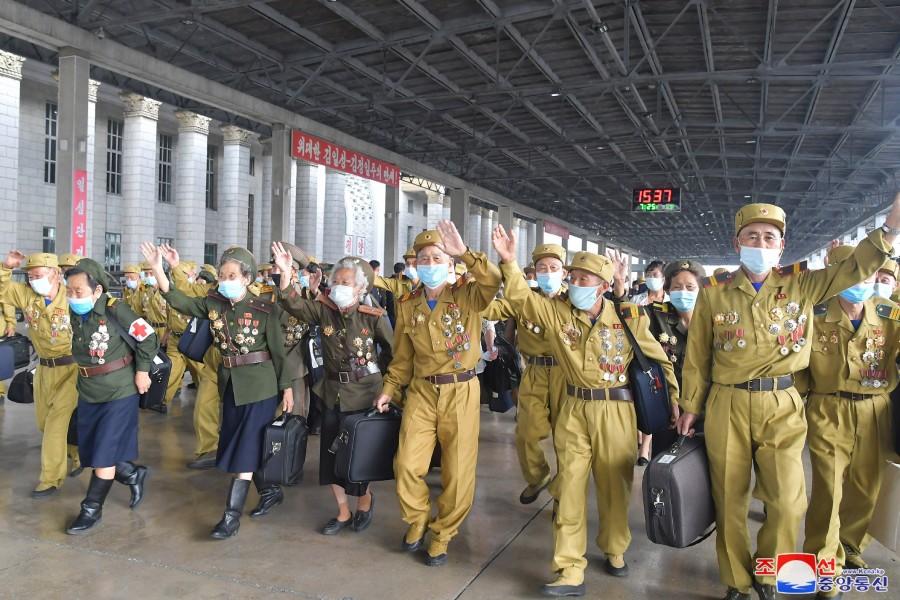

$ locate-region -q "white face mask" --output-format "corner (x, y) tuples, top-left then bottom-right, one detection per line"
(740, 246), (781, 275)
(645, 277), (664, 292)
(29, 275), (53, 297)
(526, 279), (539, 289)
(329, 285), (357, 308)
(873, 282), (894, 299)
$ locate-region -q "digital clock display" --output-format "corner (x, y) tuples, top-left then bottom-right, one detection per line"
(632, 188), (681, 213)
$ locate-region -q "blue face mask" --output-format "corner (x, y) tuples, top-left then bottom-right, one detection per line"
(536, 271), (564, 295)
(298, 275), (310, 288)
(739, 246), (781, 275)
(568, 284), (601, 311)
(67, 295), (95, 315)
(645, 277), (664, 292)
(405, 266), (418, 280)
(417, 264), (448, 289)
(873, 282), (894, 299)
(145, 275), (158, 288)
(125, 279), (138, 290)
(839, 282), (875, 304)
(669, 289), (699, 313)
(218, 279), (245, 300)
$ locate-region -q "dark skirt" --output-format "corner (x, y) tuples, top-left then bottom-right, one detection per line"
(77, 394), (139, 468)
(319, 404), (369, 496)
(217, 380), (280, 473)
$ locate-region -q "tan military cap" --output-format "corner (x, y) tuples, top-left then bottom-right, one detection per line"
(735, 203), (786, 236)
(259, 264), (273, 272)
(183, 261), (197, 271)
(532, 243), (566, 264)
(879, 258), (899, 278)
(24, 253), (59, 270)
(827, 245), (854, 264)
(523, 264), (536, 275)
(664, 259), (707, 282)
(454, 263), (468, 276)
(58, 253), (82, 268)
(276, 241), (312, 270)
(712, 267), (730, 276)
(336, 256), (375, 291)
(564, 251), (615, 281)
(199, 263), (218, 282)
(123, 264), (141, 275)
(402, 247), (417, 260)
(221, 247), (257, 274)
(139, 262), (151, 271)
(413, 230), (444, 253)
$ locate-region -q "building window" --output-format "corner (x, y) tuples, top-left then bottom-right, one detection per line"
(204, 243), (218, 266)
(42, 226), (56, 253)
(249, 156), (256, 176)
(106, 119), (124, 194)
(104, 232), (122, 270)
(157, 237), (173, 272)
(158, 134), (173, 203)
(44, 102), (57, 184)
(205, 145), (216, 210)
(247, 194), (254, 250)
(407, 199), (414, 214)
(423, 203), (428, 217)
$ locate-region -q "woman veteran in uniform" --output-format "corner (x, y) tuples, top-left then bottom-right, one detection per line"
(273, 244), (393, 535)
(142, 243), (293, 539)
(373, 220), (501, 567)
(63, 259), (157, 534)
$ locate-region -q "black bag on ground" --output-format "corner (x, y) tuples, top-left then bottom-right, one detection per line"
(0, 334), (32, 370)
(616, 308), (672, 435)
(330, 406), (402, 483)
(642, 435), (716, 548)
(104, 312), (172, 410)
(177, 318), (213, 362)
(259, 412), (309, 486)
(7, 369), (34, 404)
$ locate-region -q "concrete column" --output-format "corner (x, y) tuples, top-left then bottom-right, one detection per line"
(533, 219), (545, 248)
(295, 159), (321, 255)
(384, 184), (401, 266)
(174, 110), (211, 264)
(220, 125), (252, 250)
(0, 51), (24, 253)
(498, 205), (514, 232)
(442, 196), (452, 221)
(120, 92), (161, 265)
(449, 188), (470, 244)
(481, 209), (497, 262)
(467, 204), (481, 253)
(514, 218), (526, 265)
(270, 124), (293, 244)
(85, 80), (99, 258)
(323, 169), (347, 262)
(56, 49), (91, 255)
(527, 221), (537, 255)
(427, 196), (442, 230)
(259, 136), (272, 252)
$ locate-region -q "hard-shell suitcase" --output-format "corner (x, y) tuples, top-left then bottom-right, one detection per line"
(177, 318), (213, 363)
(259, 412), (309, 486)
(642, 435), (716, 548)
(0, 334), (32, 370)
(331, 407), (402, 484)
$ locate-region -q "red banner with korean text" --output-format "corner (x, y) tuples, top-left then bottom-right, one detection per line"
(291, 131), (400, 187)
(544, 222), (569, 239)
(72, 169), (88, 255)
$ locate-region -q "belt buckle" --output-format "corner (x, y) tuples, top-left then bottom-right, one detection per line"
(78, 366), (88, 377)
(339, 371), (350, 383)
(224, 356), (234, 368)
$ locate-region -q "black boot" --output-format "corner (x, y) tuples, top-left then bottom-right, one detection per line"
(114, 461), (150, 508)
(249, 473), (283, 517)
(210, 478), (250, 539)
(66, 472), (114, 535)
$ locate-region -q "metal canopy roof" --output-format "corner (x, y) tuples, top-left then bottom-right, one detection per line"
(6, 0), (900, 262)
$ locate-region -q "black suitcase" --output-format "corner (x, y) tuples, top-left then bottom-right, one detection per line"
(331, 407), (402, 484)
(643, 435), (716, 548)
(177, 318), (213, 363)
(138, 351), (173, 411)
(7, 369), (34, 404)
(0, 334), (32, 370)
(259, 412), (309, 486)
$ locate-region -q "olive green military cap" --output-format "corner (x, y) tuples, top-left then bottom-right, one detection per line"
(69, 257), (109, 292)
(827, 245), (855, 265)
(260, 264), (273, 272)
(58, 253), (82, 268)
(25, 253), (59, 270)
(413, 230), (443, 254)
(336, 256), (375, 291)
(532, 243), (566, 264)
(276, 241), (312, 270)
(221, 247), (257, 275)
(712, 267), (730, 276)
(402, 247), (417, 260)
(123, 264), (141, 275)
(664, 259), (707, 282)
(199, 263), (217, 283)
(735, 203), (786, 236)
(564, 251), (615, 281)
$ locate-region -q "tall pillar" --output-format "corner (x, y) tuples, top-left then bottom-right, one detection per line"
(175, 110), (210, 264)
(259, 136), (273, 252)
(427, 195), (442, 230)
(449, 188), (470, 243)
(85, 80), (99, 258)
(56, 49), (91, 255)
(270, 124), (293, 244)
(533, 219), (545, 248)
(120, 92), (161, 265)
(526, 221), (537, 255)
(295, 159), (321, 254)
(384, 184), (402, 266)
(323, 169), (347, 262)
(442, 196), (452, 221)
(467, 204), (481, 253)
(498, 206), (514, 232)
(220, 125), (252, 250)
(481, 209), (496, 263)
(0, 51), (24, 253)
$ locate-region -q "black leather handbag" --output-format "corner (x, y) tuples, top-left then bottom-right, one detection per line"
(7, 368), (34, 404)
(330, 406), (402, 483)
(105, 312), (172, 410)
(259, 412), (309, 486)
(616, 308), (673, 435)
(177, 318), (213, 362)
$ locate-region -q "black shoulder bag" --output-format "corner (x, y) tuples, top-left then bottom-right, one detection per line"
(616, 308), (672, 435)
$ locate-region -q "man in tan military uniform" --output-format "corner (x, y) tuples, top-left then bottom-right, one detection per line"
(678, 200), (900, 600)
(374, 247), (419, 299)
(122, 264), (141, 306)
(374, 221), (501, 567)
(492, 228), (678, 597)
(58, 253), (81, 274)
(873, 258), (899, 301)
(485, 243), (568, 505)
(0, 252), (80, 497)
(802, 246), (900, 597)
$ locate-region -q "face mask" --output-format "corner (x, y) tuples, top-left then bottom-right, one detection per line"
(298, 275), (310, 288)
(329, 285), (357, 308)
(145, 275), (158, 288)
(568, 283), (601, 311)
(218, 279), (245, 300)
(187, 276), (196, 284)
(740, 246), (781, 275)
(125, 280), (139, 290)
(139, 272), (146, 281)
(526, 279), (539, 289)
(255, 277), (263, 284)
(839, 282), (875, 304)
(405, 266), (418, 281)
(645, 277), (664, 292)
(67, 295), (95, 315)
(29, 275), (53, 296)
(536, 271), (564, 295)
(873, 282), (894, 299)
(417, 264), (449, 289)
(669, 290), (699, 313)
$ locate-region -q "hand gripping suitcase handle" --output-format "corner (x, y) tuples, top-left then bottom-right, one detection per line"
(365, 405), (402, 418)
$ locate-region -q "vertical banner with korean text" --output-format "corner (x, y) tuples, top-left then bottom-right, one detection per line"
(72, 169), (88, 255)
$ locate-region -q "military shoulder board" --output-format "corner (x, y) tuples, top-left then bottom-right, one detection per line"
(358, 305), (385, 317)
(451, 277), (469, 292)
(106, 297), (118, 307)
(651, 302), (670, 313)
(399, 288), (423, 303)
(247, 296), (273, 314)
(619, 304), (641, 320)
(813, 303), (828, 317)
(701, 272), (734, 288)
(777, 261), (808, 276)
(875, 303), (900, 321)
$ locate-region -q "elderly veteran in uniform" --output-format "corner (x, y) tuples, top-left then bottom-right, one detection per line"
(143, 243), (292, 539)
(485, 243), (568, 505)
(801, 245), (900, 596)
(492, 227), (678, 597)
(872, 257), (900, 300)
(0, 251), (82, 497)
(373, 220), (501, 566)
(63, 258), (157, 534)
(274, 244), (393, 534)
(677, 198), (900, 600)
(374, 247), (420, 300)
(121, 264), (142, 306)
(58, 253), (81, 274)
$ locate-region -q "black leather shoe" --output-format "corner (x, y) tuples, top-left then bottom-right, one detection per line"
(722, 589), (751, 600)
(68, 458), (84, 478)
(353, 492), (374, 532)
(322, 516), (353, 535)
(66, 501), (103, 534)
(31, 486), (59, 499)
(187, 452), (217, 469)
(605, 556), (629, 577)
(402, 522), (427, 552)
(249, 485), (283, 517)
(210, 511), (241, 539)
(541, 578), (586, 597)
(520, 475), (553, 505)
(115, 463), (149, 508)
(752, 580), (775, 600)
(148, 403), (167, 414)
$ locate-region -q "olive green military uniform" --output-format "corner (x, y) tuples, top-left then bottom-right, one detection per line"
(682, 224), (894, 592)
(500, 255), (678, 586)
(645, 302), (688, 385)
(802, 295), (900, 574)
(0, 257), (80, 491)
(381, 246), (501, 546)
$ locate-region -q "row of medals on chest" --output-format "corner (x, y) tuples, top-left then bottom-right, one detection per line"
(562, 324), (629, 383)
(415, 304), (469, 370)
(323, 322), (376, 367)
(88, 323), (110, 364)
(837, 328), (889, 389)
(209, 310), (256, 355)
(26, 306), (70, 344)
(283, 317), (306, 347)
(714, 301), (808, 355)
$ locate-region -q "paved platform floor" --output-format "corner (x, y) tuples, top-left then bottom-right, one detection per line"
(0, 384), (897, 600)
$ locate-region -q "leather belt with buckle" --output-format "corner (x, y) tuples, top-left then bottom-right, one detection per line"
(838, 391), (875, 401)
(326, 368), (371, 383)
(728, 375), (794, 392)
(222, 351), (271, 369)
(78, 355), (133, 378)
(39, 355), (76, 368)
(527, 356), (558, 367)
(565, 384), (633, 402)
(425, 370), (477, 385)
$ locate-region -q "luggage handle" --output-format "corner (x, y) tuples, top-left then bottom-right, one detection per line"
(365, 405), (402, 418)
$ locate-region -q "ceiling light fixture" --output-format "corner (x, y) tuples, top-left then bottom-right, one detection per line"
(94, 27), (105, 39)
(745, 139), (756, 144)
